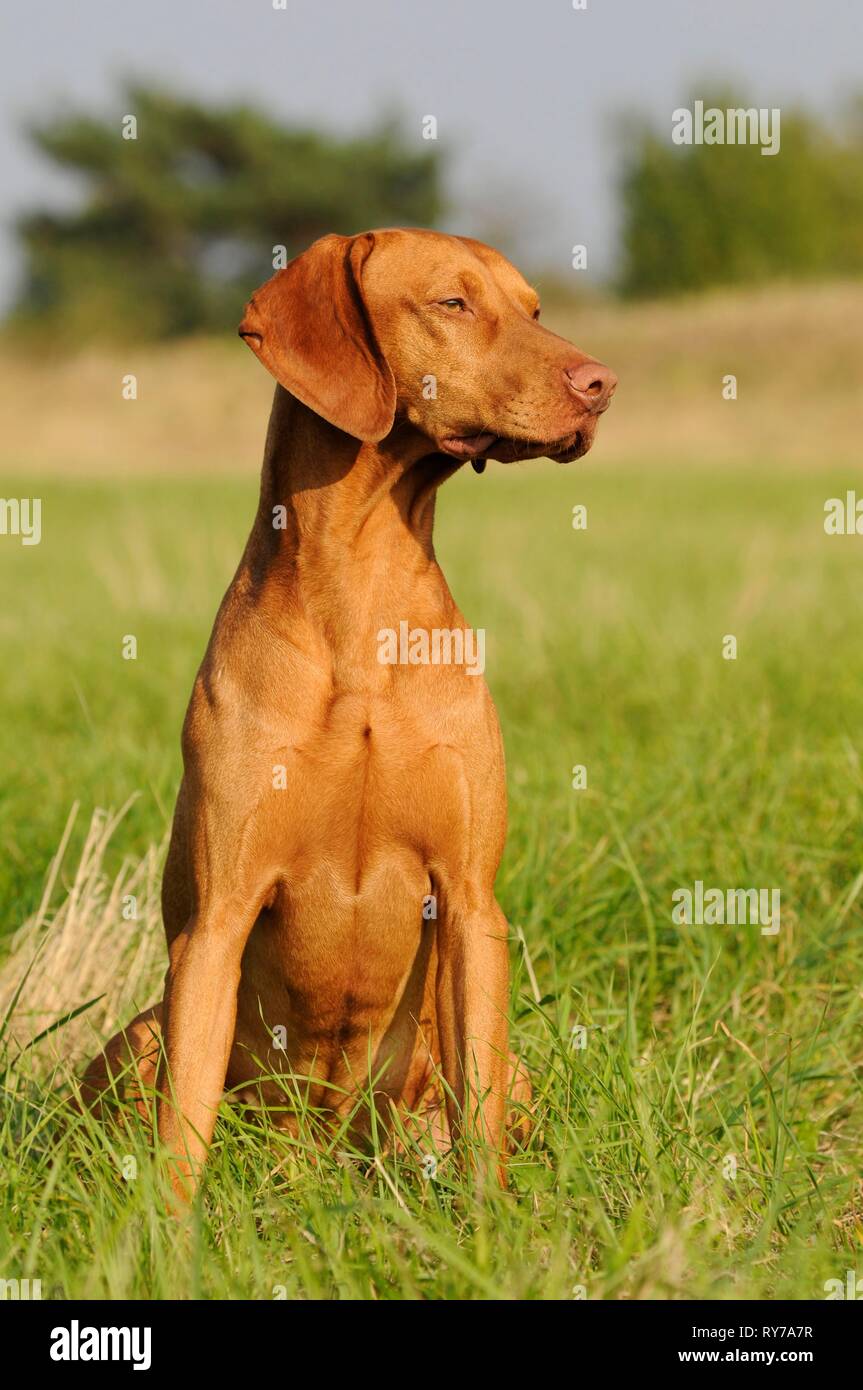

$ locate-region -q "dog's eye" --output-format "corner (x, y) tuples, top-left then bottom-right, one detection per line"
(532, 306), (541, 321)
(439, 298), (467, 312)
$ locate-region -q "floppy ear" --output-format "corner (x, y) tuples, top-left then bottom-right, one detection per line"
(238, 232), (396, 443)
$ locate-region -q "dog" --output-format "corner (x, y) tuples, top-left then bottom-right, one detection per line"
(82, 229), (616, 1199)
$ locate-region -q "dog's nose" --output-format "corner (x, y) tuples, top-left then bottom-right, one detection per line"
(564, 361), (617, 414)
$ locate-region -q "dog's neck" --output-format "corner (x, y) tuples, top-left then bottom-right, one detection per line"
(245, 387), (462, 620)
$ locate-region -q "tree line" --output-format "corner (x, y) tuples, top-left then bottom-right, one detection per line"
(11, 84), (863, 340)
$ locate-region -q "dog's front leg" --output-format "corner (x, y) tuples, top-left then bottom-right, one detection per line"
(435, 892), (510, 1184)
(157, 899), (259, 1205)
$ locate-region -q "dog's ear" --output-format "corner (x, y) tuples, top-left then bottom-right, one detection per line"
(238, 232), (396, 444)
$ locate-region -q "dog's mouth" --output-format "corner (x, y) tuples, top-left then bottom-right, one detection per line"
(438, 427), (594, 466)
(438, 431), (499, 459)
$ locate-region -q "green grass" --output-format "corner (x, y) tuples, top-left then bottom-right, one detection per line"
(1, 458), (862, 1299)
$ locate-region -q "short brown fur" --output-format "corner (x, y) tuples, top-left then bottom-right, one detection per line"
(81, 229), (616, 1200)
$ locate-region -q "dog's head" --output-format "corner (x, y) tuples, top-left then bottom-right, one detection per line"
(239, 229), (616, 465)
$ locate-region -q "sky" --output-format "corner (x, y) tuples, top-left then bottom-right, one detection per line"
(0, 0), (860, 307)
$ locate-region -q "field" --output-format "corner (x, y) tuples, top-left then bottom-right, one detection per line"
(1, 283), (862, 1300)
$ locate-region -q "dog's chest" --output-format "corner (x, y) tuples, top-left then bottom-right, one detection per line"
(259, 688), (493, 873)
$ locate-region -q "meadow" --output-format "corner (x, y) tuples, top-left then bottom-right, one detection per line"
(1, 282), (861, 1299)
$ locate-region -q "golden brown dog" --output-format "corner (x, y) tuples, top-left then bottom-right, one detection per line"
(82, 229), (616, 1198)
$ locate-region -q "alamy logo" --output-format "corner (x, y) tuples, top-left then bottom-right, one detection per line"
(0, 497), (41, 545)
(672, 101), (780, 156)
(50, 1320), (152, 1371)
(672, 881), (780, 935)
(0, 1277), (41, 1299)
(377, 621), (485, 676)
(824, 1271), (863, 1299)
(824, 492), (863, 535)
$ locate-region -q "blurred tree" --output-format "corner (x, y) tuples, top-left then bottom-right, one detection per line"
(618, 91), (863, 296)
(13, 85), (444, 341)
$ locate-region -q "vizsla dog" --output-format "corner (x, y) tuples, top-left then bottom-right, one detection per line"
(82, 229), (615, 1199)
